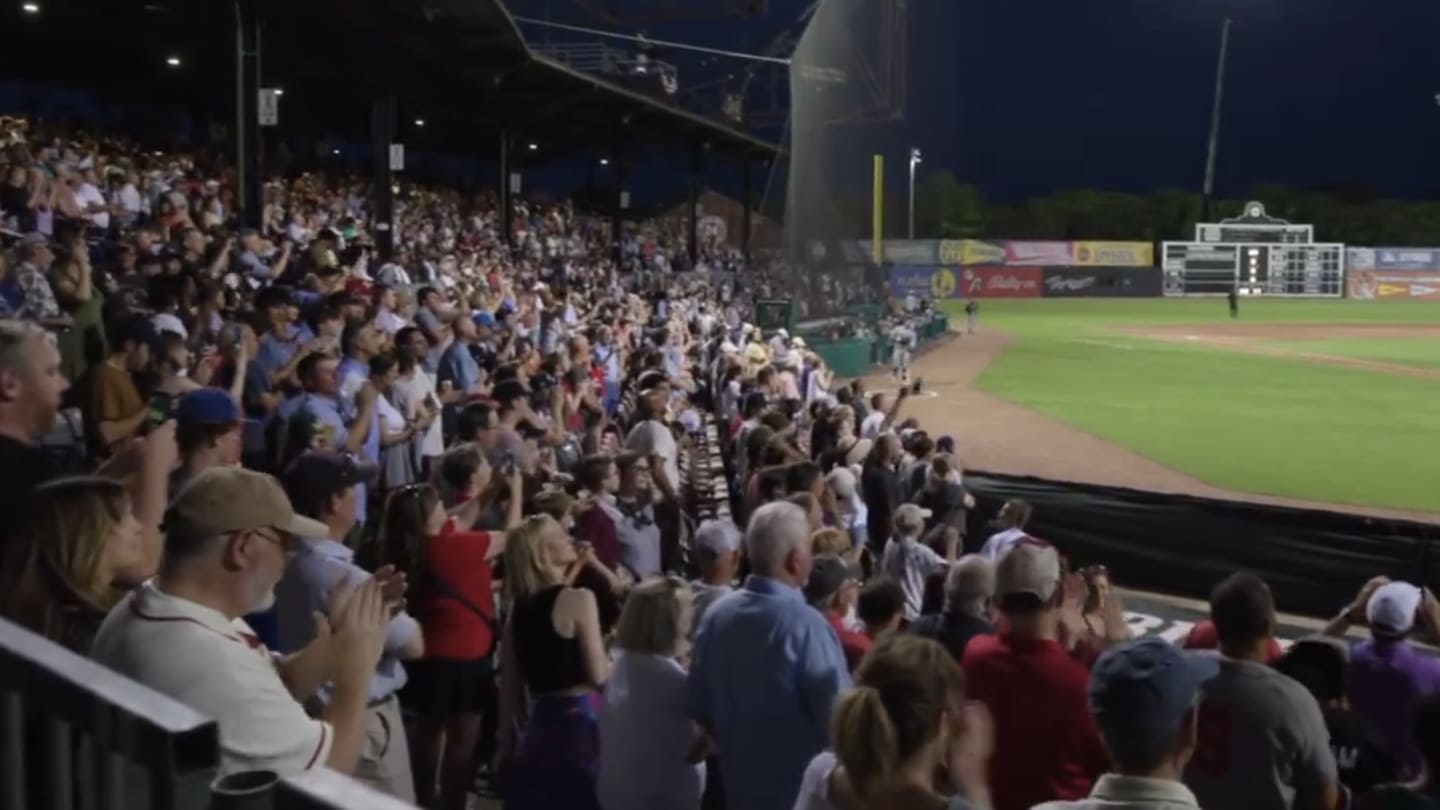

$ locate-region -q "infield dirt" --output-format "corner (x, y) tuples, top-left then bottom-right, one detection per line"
(881, 328), (1440, 523)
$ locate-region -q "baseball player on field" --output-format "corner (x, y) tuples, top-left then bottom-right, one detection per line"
(890, 317), (917, 384)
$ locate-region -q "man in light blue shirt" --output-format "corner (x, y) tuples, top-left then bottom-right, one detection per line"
(689, 501), (852, 810)
(274, 451), (423, 801)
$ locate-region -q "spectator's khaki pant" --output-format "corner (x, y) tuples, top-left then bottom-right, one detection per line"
(354, 695), (415, 803)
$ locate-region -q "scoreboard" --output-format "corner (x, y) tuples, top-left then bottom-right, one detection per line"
(1163, 243), (1344, 298)
(1163, 243), (1239, 295)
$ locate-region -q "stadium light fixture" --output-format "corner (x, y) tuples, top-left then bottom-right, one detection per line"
(165, 56), (182, 67)
(414, 118), (425, 127)
(331, 148), (341, 156)
(274, 89), (284, 96)
(527, 142), (538, 151)
(21, 2), (39, 13)
(599, 157), (610, 166)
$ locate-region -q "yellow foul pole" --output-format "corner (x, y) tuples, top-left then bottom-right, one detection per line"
(872, 154), (884, 264)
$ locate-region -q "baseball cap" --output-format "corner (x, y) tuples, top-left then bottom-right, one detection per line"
(174, 389), (241, 425)
(936, 435), (957, 455)
(804, 554), (864, 606)
(694, 519), (742, 557)
(995, 541), (1061, 601)
(281, 451), (380, 519)
(1367, 582), (1423, 636)
(1089, 638), (1219, 764)
(893, 503), (933, 534)
(165, 466), (328, 543)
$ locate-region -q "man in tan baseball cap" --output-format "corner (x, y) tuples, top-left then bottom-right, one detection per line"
(92, 465), (396, 779)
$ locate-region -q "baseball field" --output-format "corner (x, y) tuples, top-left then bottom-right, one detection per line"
(914, 299), (1440, 519)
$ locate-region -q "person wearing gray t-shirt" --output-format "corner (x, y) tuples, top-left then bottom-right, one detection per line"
(1182, 573), (1340, 810)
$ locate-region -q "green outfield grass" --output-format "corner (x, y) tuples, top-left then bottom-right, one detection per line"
(939, 299), (1440, 513)
(1262, 337), (1440, 370)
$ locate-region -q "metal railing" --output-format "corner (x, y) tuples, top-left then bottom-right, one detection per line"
(0, 617), (417, 810)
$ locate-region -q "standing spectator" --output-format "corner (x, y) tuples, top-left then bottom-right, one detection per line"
(803, 554), (871, 671)
(978, 499), (1033, 561)
(598, 576), (708, 810)
(171, 388), (244, 493)
(605, 451), (664, 580)
(0, 321), (75, 533)
(1277, 638), (1401, 795)
(689, 501), (852, 810)
(912, 555), (996, 662)
(690, 518), (742, 635)
(1363, 694), (1440, 810)
(77, 315), (153, 459)
(377, 480), (510, 810)
(856, 577), (906, 640)
(1322, 578), (1440, 780)
(0, 477), (146, 653)
(274, 451), (422, 801)
(880, 504), (958, 621)
(860, 434), (903, 551)
(963, 542), (1108, 810)
(497, 514), (610, 810)
(793, 634), (993, 810)
(1183, 572), (1339, 810)
(1035, 638), (1219, 810)
(90, 466), (395, 778)
(14, 233), (65, 326)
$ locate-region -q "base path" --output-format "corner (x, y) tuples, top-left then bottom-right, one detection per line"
(877, 330), (1440, 524)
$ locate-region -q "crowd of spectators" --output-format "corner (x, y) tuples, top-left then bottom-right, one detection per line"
(3, 112), (1440, 810)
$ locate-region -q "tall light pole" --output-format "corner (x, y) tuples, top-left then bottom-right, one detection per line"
(1201, 17), (1232, 222)
(908, 147), (922, 239)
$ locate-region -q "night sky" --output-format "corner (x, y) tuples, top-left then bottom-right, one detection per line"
(518, 0), (1440, 201)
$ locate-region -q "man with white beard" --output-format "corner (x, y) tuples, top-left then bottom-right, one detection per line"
(91, 466), (396, 780)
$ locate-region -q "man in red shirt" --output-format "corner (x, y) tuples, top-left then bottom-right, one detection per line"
(804, 554), (872, 671)
(963, 542), (1109, 810)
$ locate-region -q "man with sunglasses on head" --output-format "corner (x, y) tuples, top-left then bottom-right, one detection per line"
(91, 466), (400, 781)
(274, 450), (424, 801)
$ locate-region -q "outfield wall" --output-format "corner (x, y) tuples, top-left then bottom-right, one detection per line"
(888, 264), (1161, 299)
(1346, 247), (1440, 300)
(962, 470), (1440, 617)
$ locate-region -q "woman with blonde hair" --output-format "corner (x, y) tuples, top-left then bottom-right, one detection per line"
(0, 476), (146, 653)
(793, 634), (994, 810)
(497, 514), (609, 810)
(597, 576), (707, 810)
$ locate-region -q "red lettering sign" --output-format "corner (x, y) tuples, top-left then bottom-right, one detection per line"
(962, 267), (1042, 299)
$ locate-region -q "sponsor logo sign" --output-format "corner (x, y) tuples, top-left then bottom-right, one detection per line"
(963, 266), (1042, 298)
(1042, 267), (1164, 298)
(1375, 248), (1440, 271)
(1348, 270), (1440, 300)
(1003, 241), (1074, 266)
(1073, 241), (1155, 267)
(939, 239), (1007, 266)
(881, 239), (939, 265)
(887, 265), (965, 299)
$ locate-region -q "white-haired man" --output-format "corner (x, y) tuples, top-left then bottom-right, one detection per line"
(912, 554), (996, 661)
(688, 501), (851, 810)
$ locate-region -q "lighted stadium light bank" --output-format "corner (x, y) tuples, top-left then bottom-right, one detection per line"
(527, 142), (538, 152)
(165, 56), (181, 67)
(331, 148), (341, 156)
(21, 2), (39, 13)
(414, 118), (425, 127)
(599, 157), (610, 166)
(273, 89), (284, 96)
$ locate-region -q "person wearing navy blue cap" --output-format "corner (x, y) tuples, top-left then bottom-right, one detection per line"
(172, 388), (244, 493)
(1034, 638), (1217, 810)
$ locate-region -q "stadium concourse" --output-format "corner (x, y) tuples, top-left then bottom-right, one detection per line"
(7, 110), (1440, 810)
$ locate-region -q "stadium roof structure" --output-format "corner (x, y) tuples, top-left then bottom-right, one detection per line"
(0, 0), (780, 162)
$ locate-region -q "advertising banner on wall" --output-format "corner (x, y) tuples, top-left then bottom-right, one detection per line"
(1071, 241), (1155, 267)
(938, 239), (1005, 266)
(887, 265), (965, 299)
(1002, 241), (1075, 266)
(1347, 247), (1440, 272)
(962, 266), (1042, 298)
(1040, 267), (1164, 298)
(1348, 270), (1440, 300)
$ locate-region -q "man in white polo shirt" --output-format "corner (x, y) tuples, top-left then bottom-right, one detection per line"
(91, 466), (395, 779)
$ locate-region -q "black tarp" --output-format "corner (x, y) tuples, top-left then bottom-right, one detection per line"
(962, 471), (1440, 617)
(1041, 267), (1164, 298)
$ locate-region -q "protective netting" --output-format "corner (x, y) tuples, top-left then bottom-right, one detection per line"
(762, 0), (913, 321)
